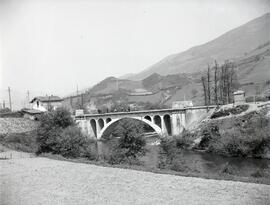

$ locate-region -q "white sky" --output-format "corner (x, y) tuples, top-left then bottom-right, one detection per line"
(0, 0), (270, 109)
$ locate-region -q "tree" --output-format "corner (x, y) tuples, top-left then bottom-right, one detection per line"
(207, 64), (211, 105)
(214, 61), (219, 105)
(200, 60), (239, 105)
(36, 108), (81, 156)
(201, 76), (208, 106)
(109, 119), (146, 164)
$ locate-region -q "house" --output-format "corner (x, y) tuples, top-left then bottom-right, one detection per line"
(21, 109), (43, 120)
(172, 101), (193, 109)
(233, 90), (245, 104)
(30, 95), (63, 112)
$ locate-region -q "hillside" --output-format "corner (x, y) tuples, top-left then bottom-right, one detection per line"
(64, 13), (270, 111)
(130, 13), (270, 80)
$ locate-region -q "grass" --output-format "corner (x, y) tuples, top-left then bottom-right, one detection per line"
(0, 131), (38, 153)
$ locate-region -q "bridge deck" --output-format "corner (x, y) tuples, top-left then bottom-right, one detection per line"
(75, 105), (216, 119)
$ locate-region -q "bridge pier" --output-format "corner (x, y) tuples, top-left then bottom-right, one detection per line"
(161, 116), (168, 135)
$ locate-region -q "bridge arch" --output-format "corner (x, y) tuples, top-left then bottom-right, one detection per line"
(153, 115), (162, 128)
(98, 118), (105, 130)
(144, 115), (152, 121)
(163, 114), (172, 136)
(90, 119), (97, 138)
(106, 118), (112, 123)
(97, 116), (163, 139)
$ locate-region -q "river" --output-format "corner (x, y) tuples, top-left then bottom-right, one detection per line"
(90, 136), (270, 181)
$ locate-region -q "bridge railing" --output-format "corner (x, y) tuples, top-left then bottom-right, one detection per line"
(75, 105), (216, 119)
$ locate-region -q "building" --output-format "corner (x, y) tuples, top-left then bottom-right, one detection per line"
(172, 101), (193, 109)
(21, 109), (43, 120)
(30, 95), (63, 112)
(233, 90), (246, 104)
(265, 88), (270, 101)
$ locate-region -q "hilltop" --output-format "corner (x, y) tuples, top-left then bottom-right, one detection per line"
(130, 13), (270, 80)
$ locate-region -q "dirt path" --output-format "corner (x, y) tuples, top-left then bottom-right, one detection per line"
(1, 158), (270, 205)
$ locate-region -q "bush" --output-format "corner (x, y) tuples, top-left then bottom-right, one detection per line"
(175, 130), (194, 148)
(158, 137), (178, 168)
(210, 105), (249, 119)
(36, 108), (95, 158)
(38, 107), (74, 130)
(107, 119), (147, 164)
(200, 110), (270, 157)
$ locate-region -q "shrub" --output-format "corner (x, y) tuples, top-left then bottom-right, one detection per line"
(210, 105), (249, 119)
(54, 126), (95, 158)
(38, 107), (74, 130)
(107, 119), (147, 164)
(158, 137), (178, 168)
(36, 108), (95, 158)
(202, 110), (270, 157)
(175, 130), (194, 148)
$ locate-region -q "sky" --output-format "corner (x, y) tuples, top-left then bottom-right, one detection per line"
(0, 0), (270, 109)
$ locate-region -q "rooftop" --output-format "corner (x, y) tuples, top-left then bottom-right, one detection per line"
(30, 95), (62, 103)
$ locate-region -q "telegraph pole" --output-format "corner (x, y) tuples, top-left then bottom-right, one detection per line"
(8, 87), (12, 111)
(27, 90), (30, 108)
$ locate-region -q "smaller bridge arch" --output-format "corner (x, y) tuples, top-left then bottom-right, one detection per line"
(90, 119), (97, 138)
(106, 118), (112, 123)
(153, 115), (162, 128)
(144, 115), (152, 121)
(98, 118), (105, 130)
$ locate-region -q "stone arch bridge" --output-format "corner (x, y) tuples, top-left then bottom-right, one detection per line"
(76, 106), (215, 139)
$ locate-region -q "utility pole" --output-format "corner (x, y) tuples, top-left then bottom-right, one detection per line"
(76, 85), (79, 96)
(8, 87), (12, 111)
(3, 100), (5, 109)
(27, 90), (30, 108)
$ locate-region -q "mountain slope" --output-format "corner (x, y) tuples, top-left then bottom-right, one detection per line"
(130, 12), (270, 80)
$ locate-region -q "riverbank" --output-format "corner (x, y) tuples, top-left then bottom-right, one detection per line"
(180, 103), (270, 159)
(40, 146), (270, 185)
(1, 157), (270, 205)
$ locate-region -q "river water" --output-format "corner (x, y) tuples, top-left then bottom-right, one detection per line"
(91, 136), (270, 180)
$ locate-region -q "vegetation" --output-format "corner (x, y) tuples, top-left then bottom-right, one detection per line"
(36, 108), (95, 158)
(0, 108), (23, 118)
(0, 131), (38, 153)
(107, 119), (147, 165)
(196, 109), (270, 157)
(201, 60), (239, 105)
(210, 104), (249, 119)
